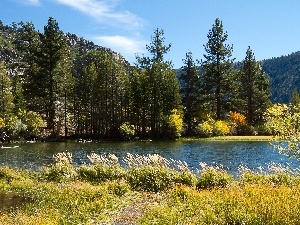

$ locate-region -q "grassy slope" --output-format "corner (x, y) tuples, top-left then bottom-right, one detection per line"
(0, 165), (300, 224)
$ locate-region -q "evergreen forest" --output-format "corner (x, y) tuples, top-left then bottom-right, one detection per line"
(0, 17), (294, 141)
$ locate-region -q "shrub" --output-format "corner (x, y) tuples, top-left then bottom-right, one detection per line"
(213, 120), (231, 136)
(239, 171), (266, 184)
(40, 163), (77, 183)
(25, 111), (44, 136)
(0, 166), (24, 183)
(108, 181), (130, 197)
(268, 172), (296, 186)
(229, 111), (246, 126)
(161, 109), (183, 139)
(197, 121), (214, 137)
(78, 153), (124, 183)
(40, 152), (77, 182)
(119, 122), (135, 140)
(76, 165), (97, 182)
(196, 163), (233, 189)
(174, 171), (197, 187)
(126, 166), (176, 192)
(0, 117), (5, 129)
(264, 103), (300, 159)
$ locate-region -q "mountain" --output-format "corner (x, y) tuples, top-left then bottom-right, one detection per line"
(0, 20), (129, 78)
(261, 51), (300, 103)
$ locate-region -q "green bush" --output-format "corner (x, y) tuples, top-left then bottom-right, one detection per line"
(196, 167), (233, 189)
(76, 165), (97, 182)
(108, 181), (130, 197)
(40, 163), (77, 183)
(77, 164), (125, 183)
(0, 166), (24, 183)
(174, 171), (197, 187)
(126, 166), (176, 192)
(119, 122), (135, 140)
(268, 172), (296, 186)
(239, 171), (266, 184)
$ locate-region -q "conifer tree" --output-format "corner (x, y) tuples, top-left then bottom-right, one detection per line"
(135, 28), (182, 138)
(179, 52), (200, 135)
(238, 46), (271, 124)
(38, 17), (71, 133)
(290, 88), (300, 106)
(137, 29), (181, 137)
(201, 18), (234, 119)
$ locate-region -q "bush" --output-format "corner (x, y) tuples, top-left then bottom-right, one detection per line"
(40, 152), (77, 182)
(197, 121), (213, 137)
(196, 164), (233, 189)
(213, 120), (231, 136)
(76, 165), (97, 182)
(77, 164), (125, 183)
(126, 166), (176, 192)
(119, 122), (135, 140)
(0, 166), (24, 183)
(108, 181), (130, 197)
(0, 117), (5, 129)
(174, 171), (197, 187)
(40, 163), (77, 183)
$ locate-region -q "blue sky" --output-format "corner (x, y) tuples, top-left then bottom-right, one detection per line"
(1, 0), (300, 68)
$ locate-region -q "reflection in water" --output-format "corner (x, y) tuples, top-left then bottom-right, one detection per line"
(0, 141), (299, 174)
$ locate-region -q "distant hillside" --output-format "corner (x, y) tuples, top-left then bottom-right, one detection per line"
(0, 20), (129, 78)
(177, 52), (300, 104)
(261, 51), (300, 103)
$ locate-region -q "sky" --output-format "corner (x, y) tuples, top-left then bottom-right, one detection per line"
(1, 0), (300, 68)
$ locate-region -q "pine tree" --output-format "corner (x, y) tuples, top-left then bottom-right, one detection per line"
(135, 28), (182, 138)
(14, 21), (41, 113)
(179, 52), (200, 135)
(201, 18), (234, 119)
(238, 46), (271, 124)
(11, 75), (26, 113)
(74, 49), (130, 138)
(290, 88), (300, 106)
(38, 17), (71, 133)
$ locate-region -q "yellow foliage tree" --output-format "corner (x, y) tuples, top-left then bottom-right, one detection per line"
(213, 120), (231, 136)
(265, 103), (300, 159)
(229, 111), (247, 126)
(165, 109), (183, 139)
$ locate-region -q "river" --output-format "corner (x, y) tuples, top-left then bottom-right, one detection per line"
(0, 140), (299, 175)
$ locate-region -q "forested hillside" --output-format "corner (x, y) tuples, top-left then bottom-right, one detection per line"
(261, 51), (300, 103)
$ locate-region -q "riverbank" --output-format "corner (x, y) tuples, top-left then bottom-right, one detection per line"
(0, 155), (299, 224)
(181, 135), (273, 142)
(207, 135), (273, 141)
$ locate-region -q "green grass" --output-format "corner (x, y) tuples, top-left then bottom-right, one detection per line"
(180, 135), (273, 141)
(0, 153), (300, 224)
(207, 135), (273, 141)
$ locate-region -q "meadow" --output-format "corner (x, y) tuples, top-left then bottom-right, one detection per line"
(0, 152), (300, 224)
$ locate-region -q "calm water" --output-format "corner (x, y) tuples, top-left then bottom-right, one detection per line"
(1, 140), (299, 174)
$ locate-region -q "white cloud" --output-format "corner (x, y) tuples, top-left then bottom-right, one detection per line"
(92, 35), (146, 61)
(55, 0), (144, 29)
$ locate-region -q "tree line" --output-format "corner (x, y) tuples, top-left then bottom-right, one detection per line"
(0, 17), (271, 140)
